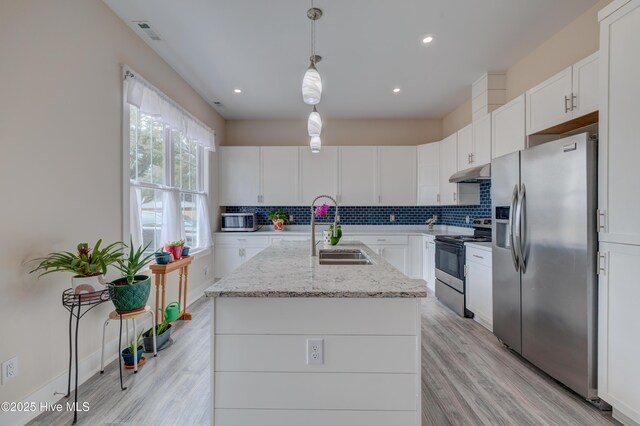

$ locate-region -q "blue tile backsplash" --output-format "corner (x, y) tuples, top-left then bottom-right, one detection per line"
(225, 182), (491, 228)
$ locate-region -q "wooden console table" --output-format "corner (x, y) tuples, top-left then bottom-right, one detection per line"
(149, 255), (193, 322)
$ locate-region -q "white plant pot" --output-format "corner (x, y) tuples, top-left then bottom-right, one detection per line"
(72, 275), (108, 295)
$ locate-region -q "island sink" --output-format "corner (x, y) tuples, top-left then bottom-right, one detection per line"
(318, 248), (372, 265)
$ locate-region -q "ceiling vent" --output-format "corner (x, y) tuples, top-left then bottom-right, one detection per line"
(136, 22), (161, 41)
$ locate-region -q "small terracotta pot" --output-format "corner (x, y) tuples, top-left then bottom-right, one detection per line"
(272, 219), (285, 231)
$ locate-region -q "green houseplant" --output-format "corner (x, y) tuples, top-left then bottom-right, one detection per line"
(268, 209), (289, 231)
(143, 321), (172, 352)
(122, 332), (144, 367)
(30, 240), (124, 295)
(164, 239), (185, 261)
(109, 238), (155, 313)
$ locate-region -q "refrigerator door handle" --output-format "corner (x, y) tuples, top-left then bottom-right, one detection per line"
(515, 184), (527, 273)
(509, 184), (520, 272)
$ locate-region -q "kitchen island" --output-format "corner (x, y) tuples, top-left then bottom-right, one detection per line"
(205, 241), (426, 426)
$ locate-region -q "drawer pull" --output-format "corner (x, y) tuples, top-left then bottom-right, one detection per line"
(472, 254), (484, 259)
(376, 239), (386, 242)
(237, 238), (247, 242)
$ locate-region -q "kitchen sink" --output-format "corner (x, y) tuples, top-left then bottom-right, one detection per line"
(318, 249), (372, 265)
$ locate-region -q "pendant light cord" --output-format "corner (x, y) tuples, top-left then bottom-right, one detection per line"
(311, 0), (316, 65)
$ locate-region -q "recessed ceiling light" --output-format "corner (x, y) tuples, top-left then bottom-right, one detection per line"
(234, 89), (242, 93)
(422, 35), (434, 44)
(393, 88), (401, 93)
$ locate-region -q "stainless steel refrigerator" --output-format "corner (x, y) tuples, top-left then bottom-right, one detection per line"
(492, 133), (598, 400)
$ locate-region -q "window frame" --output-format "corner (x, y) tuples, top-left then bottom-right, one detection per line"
(122, 95), (210, 257)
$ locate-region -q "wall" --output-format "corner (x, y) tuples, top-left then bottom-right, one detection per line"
(225, 118), (442, 146)
(0, 0), (224, 420)
(225, 183), (491, 228)
(441, 0), (611, 137)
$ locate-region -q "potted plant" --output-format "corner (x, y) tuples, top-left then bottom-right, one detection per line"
(165, 239), (185, 261)
(143, 321), (172, 352)
(109, 239), (155, 314)
(122, 332), (144, 367)
(30, 240), (124, 295)
(268, 209), (289, 231)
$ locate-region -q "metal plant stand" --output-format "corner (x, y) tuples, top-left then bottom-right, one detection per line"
(61, 288), (110, 425)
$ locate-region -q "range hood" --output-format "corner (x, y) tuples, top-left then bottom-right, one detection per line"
(449, 163), (491, 183)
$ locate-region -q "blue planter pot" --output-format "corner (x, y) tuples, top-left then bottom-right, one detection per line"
(182, 246), (191, 256)
(121, 346), (144, 366)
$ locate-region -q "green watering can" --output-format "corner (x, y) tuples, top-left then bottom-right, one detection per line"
(164, 301), (180, 322)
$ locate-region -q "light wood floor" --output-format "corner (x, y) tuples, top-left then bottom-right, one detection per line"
(30, 292), (615, 425)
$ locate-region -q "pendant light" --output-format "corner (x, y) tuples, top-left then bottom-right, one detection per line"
(310, 135), (322, 153)
(302, 5), (322, 105)
(308, 106), (322, 137)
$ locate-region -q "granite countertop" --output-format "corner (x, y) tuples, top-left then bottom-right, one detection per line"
(205, 241), (427, 298)
(465, 241), (492, 251)
(214, 225), (473, 238)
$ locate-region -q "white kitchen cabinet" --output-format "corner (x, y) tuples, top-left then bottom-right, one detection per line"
(417, 142), (440, 205)
(597, 242), (640, 423)
(439, 133), (480, 206)
(338, 147), (377, 206)
(492, 94), (526, 159)
(472, 113), (492, 166)
(422, 235), (436, 291)
(301, 147), (338, 204)
(378, 146), (417, 205)
(369, 245), (407, 275)
(456, 124), (474, 171)
(526, 52), (599, 135)
(599, 0), (640, 247)
(598, 3), (640, 424)
(439, 133), (458, 205)
(408, 235), (423, 279)
(572, 52), (599, 119)
(219, 147), (261, 206)
(214, 235), (270, 278)
(465, 246), (492, 331)
(261, 147), (300, 205)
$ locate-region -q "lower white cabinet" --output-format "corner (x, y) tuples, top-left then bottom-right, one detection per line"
(422, 235), (436, 291)
(408, 236), (423, 279)
(214, 237), (270, 278)
(465, 245), (492, 331)
(598, 242), (640, 423)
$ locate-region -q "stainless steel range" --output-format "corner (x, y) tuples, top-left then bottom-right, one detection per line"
(435, 218), (491, 317)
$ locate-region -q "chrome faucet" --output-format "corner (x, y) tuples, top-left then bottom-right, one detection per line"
(310, 195), (339, 257)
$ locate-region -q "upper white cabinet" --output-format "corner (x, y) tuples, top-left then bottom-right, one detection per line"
(378, 146), (417, 205)
(301, 147), (338, 204)
(439, 133), (458, 205)
(440, 134), (480, 206)
(526, 52), (599, 135)
(599, 1), (640, 246)
(219, 147), (261, 206)
(492, 94), (526, 159)
(472, 113), (492, 165)
(261, 147), (300, 205)
(338, 146), (378, 205)
(456, 124), (474, 171)
(417, 142), (440, 205)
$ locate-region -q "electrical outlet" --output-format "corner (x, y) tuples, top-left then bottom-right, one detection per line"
(390, 214), (396, 222)
(306, 338), (323, 365)
(466, 215), (470, 224)
(2, 357), (17, 384)
(289, 214), (294, 223)
(204, 266), (209, 276)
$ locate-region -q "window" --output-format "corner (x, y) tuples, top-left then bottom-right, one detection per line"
(129, 105), (211, 253)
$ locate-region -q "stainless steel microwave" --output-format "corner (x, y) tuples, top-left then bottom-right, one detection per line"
(221, 213), (258, 232)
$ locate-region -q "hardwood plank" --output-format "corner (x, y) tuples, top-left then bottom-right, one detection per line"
(30, 291), (616, 425)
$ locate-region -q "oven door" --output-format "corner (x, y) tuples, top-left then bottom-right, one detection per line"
(435, 240), (465, 282)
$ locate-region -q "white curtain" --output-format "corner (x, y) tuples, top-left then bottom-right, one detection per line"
(129, 187), (143, 249)
(125, 68), (216, 151)
(196, 196), (213, 249)
(160, 190), (185, 246)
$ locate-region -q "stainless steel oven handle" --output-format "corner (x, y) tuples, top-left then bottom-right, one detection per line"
(518, 184), (527, 273)
(509, 184), (520, 272)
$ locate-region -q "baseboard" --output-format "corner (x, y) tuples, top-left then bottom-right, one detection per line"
(0, 281), (212, 426)
(614, 407), (640, 426)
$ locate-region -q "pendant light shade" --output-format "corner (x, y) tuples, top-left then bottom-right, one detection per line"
(308, 107), (322, 136)
(310, 135), (321, 153)
(302, 63), (322, 105)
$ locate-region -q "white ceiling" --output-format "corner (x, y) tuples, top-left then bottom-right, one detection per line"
(105, 0), (598, 120)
